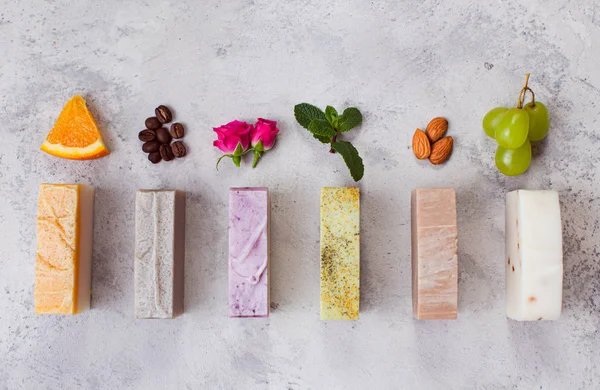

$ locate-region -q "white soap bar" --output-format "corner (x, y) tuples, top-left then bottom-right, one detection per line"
(134, 190), (186, 319)
(506, 190), (563, 321)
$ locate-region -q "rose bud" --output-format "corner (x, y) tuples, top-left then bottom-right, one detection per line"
(213, 120), (253, 153)
(250, 118), (279, 168)
(213, 120), (253, 168)
(250, 118), (279, 151)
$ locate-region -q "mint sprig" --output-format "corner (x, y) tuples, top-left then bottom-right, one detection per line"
(293, 103), (364, 181)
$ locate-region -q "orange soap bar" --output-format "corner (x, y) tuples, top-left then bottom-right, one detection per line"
(35, 184), (95, 314)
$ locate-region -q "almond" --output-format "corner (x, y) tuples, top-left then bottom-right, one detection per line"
(426, 117), (448, 143)
(429, 136), (453, 165)
(412, 129), (431, 160)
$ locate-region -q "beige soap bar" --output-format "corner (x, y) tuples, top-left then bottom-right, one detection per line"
(134, 190), (186, 319)
(35, 184), (95, 314)
(411, 188), (458, 319)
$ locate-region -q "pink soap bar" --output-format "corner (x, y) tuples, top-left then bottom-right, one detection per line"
(411, 188), (458, 320)
(228, 187), (270, 317)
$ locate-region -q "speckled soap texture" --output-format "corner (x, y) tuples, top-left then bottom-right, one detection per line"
(320, 187), (360, 320)
(506, 190), (563, 321)
(134, 190), (185, 319)
(228, 188), (270, 318)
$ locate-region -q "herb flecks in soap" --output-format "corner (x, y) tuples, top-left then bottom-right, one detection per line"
(294, 103), (364, 181)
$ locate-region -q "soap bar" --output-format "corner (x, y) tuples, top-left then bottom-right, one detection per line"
(35, 184), (94, 314)
(134, 190), (185, 319)
(411, 188), (458, 320)
(229, 188), (270, 317)
(320, 187), (360, 320)
(506, 190), (563, 321)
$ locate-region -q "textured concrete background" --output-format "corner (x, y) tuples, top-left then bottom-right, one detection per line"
(1, 0), (599, 389)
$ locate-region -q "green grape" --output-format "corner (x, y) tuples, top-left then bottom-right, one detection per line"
(495, 108), (529, 149)
(495, 139), (532, 176)
(482, 107), (508, 139)
(524, 101), (549, 141)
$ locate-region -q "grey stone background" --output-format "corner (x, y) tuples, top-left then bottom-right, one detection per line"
(1, 0), (599, 389)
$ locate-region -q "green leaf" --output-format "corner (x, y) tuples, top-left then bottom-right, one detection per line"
(313, 134), (332, 143)
(338, 107), (363, 132)
(331, 141), (364, 181)
(325, 106), (338, 127)
(308, 119), (336, 139)
(294, 103), (326, 129)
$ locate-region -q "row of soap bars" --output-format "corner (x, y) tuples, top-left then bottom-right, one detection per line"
(34, 184), (563, 321)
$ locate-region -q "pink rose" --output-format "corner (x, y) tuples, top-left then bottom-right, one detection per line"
(213, 120), (253, 153)
(250, 118), (279, 151)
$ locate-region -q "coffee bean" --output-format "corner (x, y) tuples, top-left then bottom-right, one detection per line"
(156, 128), (172, 144)
(142, 140), (160, 153)
(155, 105), (173, 124)
(160, 144), (174, 161)
(170, 123), (185, 139)
(171, 141), (186, 158)
(138, 129), (156, 142)
(145, 117), (161, 130)
(148, 151), (162, 164)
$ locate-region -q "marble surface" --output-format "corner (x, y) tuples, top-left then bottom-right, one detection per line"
(1, 0), (600, 389)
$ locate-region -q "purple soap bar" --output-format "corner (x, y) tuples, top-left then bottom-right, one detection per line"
(229, 187), (270, 317)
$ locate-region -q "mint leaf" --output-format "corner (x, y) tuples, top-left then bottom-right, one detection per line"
(338, 107), (362, 132)
(325, 106), (338, 127)
(331, 141), (364, 181)
(294, 103), (326, 129)
(308, 119), (336, 139)
(313, 135), (332, 143)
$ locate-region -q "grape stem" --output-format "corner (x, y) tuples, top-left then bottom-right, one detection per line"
(517, 73), (536, 109)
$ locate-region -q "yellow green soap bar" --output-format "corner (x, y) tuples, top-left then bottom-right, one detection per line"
(320, 187), (360, 320)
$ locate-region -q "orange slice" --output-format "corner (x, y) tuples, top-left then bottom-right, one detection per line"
(41, 95), (110, 160)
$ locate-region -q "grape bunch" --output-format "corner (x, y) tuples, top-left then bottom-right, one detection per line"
(482, 74), (550, 176)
